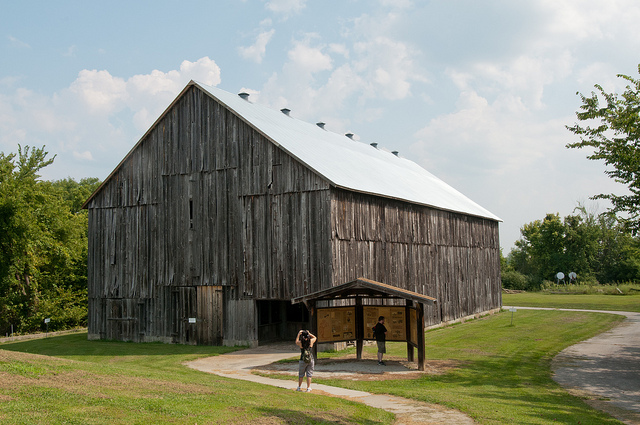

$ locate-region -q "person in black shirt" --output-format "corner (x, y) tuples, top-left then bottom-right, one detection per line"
(372, 316), (387, 365)
(295, 329), (317, 392)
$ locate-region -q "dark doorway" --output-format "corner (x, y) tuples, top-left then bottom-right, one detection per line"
(257, 300), (310, 343)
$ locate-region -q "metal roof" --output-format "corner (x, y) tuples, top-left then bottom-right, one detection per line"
(194, 81), (501, 221)
(291, 277), (437, 305)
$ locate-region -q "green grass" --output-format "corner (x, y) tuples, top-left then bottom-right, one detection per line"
(503, 292), (640, 312)
(0, 334), (393, 425)
(307, 310), (625, 424)
(540, 282), (640, 295)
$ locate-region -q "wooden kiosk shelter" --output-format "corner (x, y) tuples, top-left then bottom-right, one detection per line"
(292, 278), (437, 371)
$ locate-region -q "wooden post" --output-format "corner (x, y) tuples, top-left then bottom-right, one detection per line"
(309, 301), (318, 359)
(355, 296), (363, 360)
(417, 302), (425, 371)
(405, 299), (414, 362)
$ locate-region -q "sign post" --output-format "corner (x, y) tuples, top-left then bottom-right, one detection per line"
(509, 308), (517, 325)
(44, 318), (51, 337)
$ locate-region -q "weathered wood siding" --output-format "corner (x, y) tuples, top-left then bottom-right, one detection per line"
(330, 188), (501, 325)
(87, 86), (332, 345)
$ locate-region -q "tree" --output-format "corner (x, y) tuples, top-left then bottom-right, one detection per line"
(508, 207), (640, 287)
(566, 64), (640, 232)
(0, 146), (99, 335)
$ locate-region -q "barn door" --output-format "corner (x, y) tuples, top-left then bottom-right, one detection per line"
(196, 286), (223, 345)
(172, 286), (223, 345)
(171, 287), (197, 345)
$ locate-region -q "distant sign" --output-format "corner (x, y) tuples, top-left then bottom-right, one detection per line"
(188, 318), (197, 324)
(509, 308), (517, 312)
(44, 318), (51, 324)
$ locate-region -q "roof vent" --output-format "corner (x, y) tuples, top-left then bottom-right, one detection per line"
(281, 108), (291, 116)
(370, 143), (378, 149)
(345, 133), (354, 139)
(316, 122), (326, 129)
(392, 151), (399, 156)
(238, 92), (250, 100)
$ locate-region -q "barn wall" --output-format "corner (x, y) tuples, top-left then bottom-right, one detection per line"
(329, 188), (501, 326)
(87, 86), (332, 345)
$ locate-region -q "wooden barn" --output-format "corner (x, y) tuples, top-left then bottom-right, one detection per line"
(83, 81), (502, 347)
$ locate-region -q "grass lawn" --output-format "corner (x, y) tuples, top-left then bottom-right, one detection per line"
(0, 334), (393, 425)
(503, 292), (640, 312)
(308, 309), (625, 424)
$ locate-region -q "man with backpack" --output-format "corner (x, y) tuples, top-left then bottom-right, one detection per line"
(295, 329), (317, 392)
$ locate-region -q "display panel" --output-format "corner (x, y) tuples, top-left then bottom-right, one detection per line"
(317, 306), (356, 342)
(363, 306), (406, 341)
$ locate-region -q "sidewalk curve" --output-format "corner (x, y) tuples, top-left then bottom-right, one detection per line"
(186, 343), (474, 424)
(506, 306), (640, 425)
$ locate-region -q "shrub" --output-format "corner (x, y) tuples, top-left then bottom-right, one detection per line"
(501, 270), (529, 290)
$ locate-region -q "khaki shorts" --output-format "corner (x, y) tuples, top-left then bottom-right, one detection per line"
(377, 341), (386, 354)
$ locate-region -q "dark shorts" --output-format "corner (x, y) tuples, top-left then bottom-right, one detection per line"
(298, 359), (314, 378)
(377, 341), (386, 354)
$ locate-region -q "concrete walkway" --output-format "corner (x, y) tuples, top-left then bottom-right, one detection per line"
(186, 343), (474, 424)
(506, 306), (640, 425)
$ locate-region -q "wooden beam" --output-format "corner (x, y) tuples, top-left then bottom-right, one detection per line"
(355, 296), (363, 360)
(309, 301), (318, 360)
(405, 299), (414, 362)
(417, 302), (425, 371)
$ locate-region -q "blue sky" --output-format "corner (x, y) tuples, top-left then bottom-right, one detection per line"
(2, 0), (640, 252)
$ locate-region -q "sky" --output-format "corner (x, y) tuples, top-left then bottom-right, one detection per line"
(2, 0), (640, 252)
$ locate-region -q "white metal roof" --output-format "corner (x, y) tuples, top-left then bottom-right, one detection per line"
(194, 81), (500, 221)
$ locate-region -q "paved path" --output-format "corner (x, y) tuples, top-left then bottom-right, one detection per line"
(186, 343), (474, 424)
(506, 306), (640, 425)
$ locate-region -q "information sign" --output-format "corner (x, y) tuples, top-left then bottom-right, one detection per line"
(363, 306), (406, 341)
(317, 307), (356, 342)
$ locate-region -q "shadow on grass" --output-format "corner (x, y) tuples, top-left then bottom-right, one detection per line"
(256, 406), (388, 425)
(1, 332), (242, 358)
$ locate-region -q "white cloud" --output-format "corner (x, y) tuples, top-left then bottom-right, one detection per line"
(73, 150), (93, 161)
(265, 0), (306, 17)
(238, 29), (276, 63)
(254, 19), (425, 123)
(379, 0), (413, 9)
(0, 57), (222, 180)
(287, 40), (333, 74)
(328, 44), (349, 58)
(63, 45), (77, 57)
(468, 51), (574, 109)
(539, 0), (640, 44)
(8, 35), (30, 49)
(69, 69), (128, 114)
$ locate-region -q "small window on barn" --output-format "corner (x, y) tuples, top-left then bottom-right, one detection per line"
(189, 199), (194, 229)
